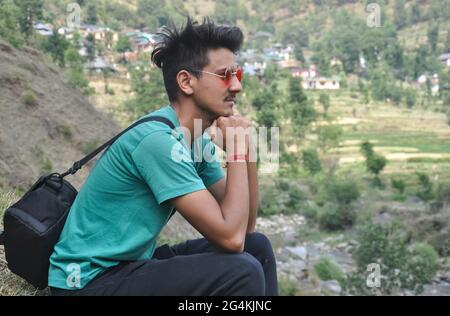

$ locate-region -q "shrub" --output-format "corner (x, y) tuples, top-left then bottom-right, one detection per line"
(345, 223), (440, 295)
(360, 141), (374, 158)
(57, 124), (72, 139)
(325, 179), (360, 205)
(319, 204), (356, 231)
(21, 90), (38, 106)
(416, 172), (434, 201)
(410, 243), (439, 282)
(259, 179), (306, 216)
(314, 257), (344, 284)
(286, 185), (306, 212)
(41, 158), (53, 173)
(278, 277), (299, 296)
(318, 124), (343, 152)
(302, 148), (322, 174)
(436, 182), (450, 204)
(391, 178), (405, 194)
(302, 201), (320, 222)
(68, 68), (89, 89)
(366, 154), (387, 176)
(405, 88), (417, 108)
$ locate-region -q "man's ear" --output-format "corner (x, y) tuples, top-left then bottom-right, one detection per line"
(176, 70), (194, 96)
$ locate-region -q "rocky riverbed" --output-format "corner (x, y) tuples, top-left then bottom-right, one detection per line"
(256, 214), (450, 296)
(161, 212), (450, 296)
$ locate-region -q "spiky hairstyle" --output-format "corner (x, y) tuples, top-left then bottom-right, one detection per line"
(151, 17), (244, 102)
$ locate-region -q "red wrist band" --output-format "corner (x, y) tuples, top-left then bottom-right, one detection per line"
(226, 153), (249, 162)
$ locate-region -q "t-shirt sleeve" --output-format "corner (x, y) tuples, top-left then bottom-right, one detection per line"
(131, 131), (206, 204)
(197, 136), (225, 188)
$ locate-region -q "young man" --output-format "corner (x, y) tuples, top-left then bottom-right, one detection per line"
(48, 18), (278, 296)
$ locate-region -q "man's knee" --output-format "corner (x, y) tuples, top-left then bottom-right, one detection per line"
(245, 232), (274, 255)
(225, 252), (265, 295)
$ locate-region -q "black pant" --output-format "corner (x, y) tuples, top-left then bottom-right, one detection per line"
(50, 232), (278, 296)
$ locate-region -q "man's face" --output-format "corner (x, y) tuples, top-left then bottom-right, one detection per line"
(192, 48), (242, 119)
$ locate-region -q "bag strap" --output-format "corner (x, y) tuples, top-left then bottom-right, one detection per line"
(60, 116), (175, 178)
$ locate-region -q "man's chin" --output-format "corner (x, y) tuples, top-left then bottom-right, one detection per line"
(223, 102), (235, 116)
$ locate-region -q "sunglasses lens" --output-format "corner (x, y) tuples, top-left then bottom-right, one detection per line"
(224, 68), (243, 84)
(236, 68), (243, 82)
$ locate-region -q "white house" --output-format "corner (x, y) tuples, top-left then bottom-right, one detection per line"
(33, 23), (53, 36)
(302, 76), (340, 90)
(439, 53), (450, 68)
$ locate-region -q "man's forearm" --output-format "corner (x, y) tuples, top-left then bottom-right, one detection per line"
(246, 161), (258, 233)
(220, 161), (250, 247)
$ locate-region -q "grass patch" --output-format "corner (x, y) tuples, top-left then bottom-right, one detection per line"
(406, 157), (450, 164)
(343, 131), (450, 154)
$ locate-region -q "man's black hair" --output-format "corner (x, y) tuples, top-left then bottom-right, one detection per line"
(151, 17), (244, 102)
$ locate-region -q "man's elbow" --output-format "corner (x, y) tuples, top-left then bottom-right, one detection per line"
(222, 235), (245, 253)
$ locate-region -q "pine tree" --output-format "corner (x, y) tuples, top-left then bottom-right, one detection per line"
(0, 0), (23, 47)
(14, 0), (43, 40)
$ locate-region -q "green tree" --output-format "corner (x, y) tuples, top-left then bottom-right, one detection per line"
(444, 29), (450, 53)
(427, 24), (439, 54)
(370, 66), (397, 102)
(311, 50), (330, 76)
(404, 88), (417, 108)
(318, 93), (330, 116)
(116, 35), (131, 62)
(85, 3), (98, 25)
(345, 223), (438, 295)
(254, 87), (279, 130)
(0, 0), (23, 47)
(318, 124), (343, 153)
(66, 64), (90, 93)
(40, 31), (69, 67)
(214, 0), (248, 24)
(358, 78), (370, 105)
(360, 141), (374, 157)
(85, 33), (96, 63)
(391, 178), (405, 194)
(124, 64), (168, 119)
(137, 0), (187, 29)
(289, 77), (306, 104)
(288, 77), (316, 136)
(360, 141), (387, 186)
(382, 40), (404, 73)
(322, 12), (364, 74)
(410, 45), (428, 79)
(302, 148), (322, 174)
(394, 0), (408, 29)
(416, 172), (434, 201)
(15, 0), (43, 40)
(366, 154), (387, 176)
(409, 1), (421, 24)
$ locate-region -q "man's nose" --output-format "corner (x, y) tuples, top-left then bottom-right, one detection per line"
(228, 75), (242, 93)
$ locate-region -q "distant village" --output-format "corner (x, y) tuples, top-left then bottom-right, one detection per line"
(33, 22), (450, 94)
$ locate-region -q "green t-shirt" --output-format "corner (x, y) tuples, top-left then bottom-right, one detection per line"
(48, 105), (224, 290)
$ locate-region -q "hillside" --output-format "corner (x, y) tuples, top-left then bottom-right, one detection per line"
(0, 39), (119, 190)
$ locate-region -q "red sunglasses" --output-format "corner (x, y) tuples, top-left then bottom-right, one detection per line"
(193, 67), (243, 85)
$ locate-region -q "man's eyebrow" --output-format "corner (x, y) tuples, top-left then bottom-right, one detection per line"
(214, 67), (228, 73)
(215, 65), (237, 72)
